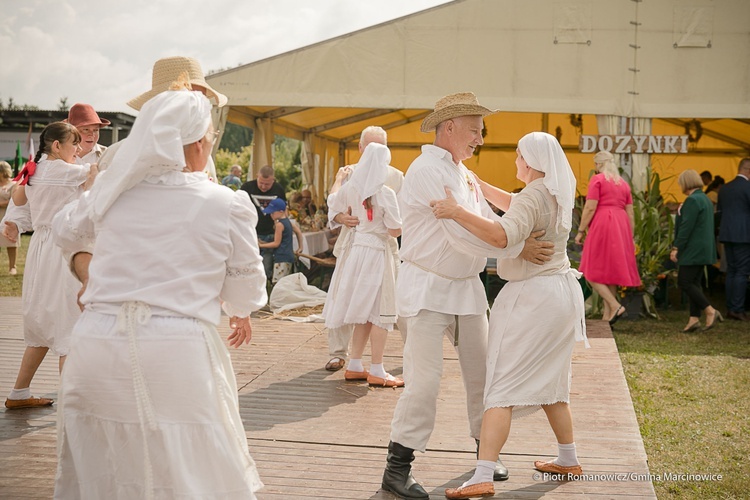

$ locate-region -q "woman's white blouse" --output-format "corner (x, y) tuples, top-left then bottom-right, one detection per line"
(53, 171), (267, 324)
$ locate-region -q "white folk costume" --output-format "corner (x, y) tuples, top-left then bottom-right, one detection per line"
(52, 91), (267, 500)
(20, 156), (91, 354)
(485, 132), (588, 419)
(323, 143), (401, 330)
(0, 180), (20, 248)
(389, 144), (526, 452)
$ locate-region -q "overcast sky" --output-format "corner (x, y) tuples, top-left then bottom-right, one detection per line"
(1, 0), (451, 114)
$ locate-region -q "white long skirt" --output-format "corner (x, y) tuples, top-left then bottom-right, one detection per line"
(55, 308), (262, 499)
(484, 272), (585, 419)
(22, 226), (81, 355)
(323, 237), (394, 330)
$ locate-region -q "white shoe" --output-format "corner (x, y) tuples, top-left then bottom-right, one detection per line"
(9, 267), (17, 275)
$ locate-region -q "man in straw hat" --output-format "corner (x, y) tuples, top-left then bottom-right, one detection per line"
(65, 103), (110, 164)
(381, 92), (553, 498)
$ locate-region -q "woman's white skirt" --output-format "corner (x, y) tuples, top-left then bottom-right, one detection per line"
(323, 239), (394, 330)
(22, 226), (81, 355)
(54, 309), (262, 499)
(484, 272), (584, 419)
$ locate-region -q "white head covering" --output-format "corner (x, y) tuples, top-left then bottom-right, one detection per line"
(87, 90), (212, 221)
(348, 142), (391, 203)
(517, 132), (576, 233)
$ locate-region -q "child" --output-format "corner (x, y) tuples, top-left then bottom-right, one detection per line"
(258, 198), (302, 283)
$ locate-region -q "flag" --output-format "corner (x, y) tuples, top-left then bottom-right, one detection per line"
(28, 138), (35, 163)
(13, 141), (22, 177)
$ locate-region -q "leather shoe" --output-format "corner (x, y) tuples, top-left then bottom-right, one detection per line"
(5, 397), (54, 409)
(682, 322), (702, 333)
(445, 481), (494, 499)
(367, 374), (404, 387)
(325, 357), (345, 371)
(726, 311), (748, 321)
(533, 459), (582, 476)
(475, 439), (509, 481)
(344, 369), (369, 381)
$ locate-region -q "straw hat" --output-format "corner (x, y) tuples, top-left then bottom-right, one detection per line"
(420, 92), (496, 133)
(127, 56), (228, 111)
(65, 103), (111, 128)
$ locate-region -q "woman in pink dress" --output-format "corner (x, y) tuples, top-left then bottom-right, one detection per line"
(575, 151), (640, 325)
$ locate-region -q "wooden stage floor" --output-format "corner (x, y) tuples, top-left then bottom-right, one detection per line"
(0, 297), (655, 499)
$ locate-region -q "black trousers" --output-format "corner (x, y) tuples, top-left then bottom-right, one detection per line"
(677, 264), (710, 317)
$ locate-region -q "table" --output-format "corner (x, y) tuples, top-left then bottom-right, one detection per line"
(293, 230), (332, 267)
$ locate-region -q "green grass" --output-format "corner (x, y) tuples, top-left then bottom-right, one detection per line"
(0, 234), (28, 296)
(613, 308), (750, 499)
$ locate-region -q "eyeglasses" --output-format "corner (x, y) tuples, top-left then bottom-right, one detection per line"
(205, 129), (221, 145)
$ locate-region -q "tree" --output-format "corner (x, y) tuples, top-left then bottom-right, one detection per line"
(58, 97), (69, 112)
(217, 122), (253, 153)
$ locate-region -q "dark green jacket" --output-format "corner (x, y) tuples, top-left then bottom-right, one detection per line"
(673, 190), (717, 265)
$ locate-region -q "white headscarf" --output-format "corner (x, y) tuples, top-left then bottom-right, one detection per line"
(87, 90), (212, 221)
(348, 142), (391, 203)
(517, 131), (576, 233)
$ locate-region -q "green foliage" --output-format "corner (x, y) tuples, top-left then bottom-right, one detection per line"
(272, 135), (302, 191)
(218, 122), (253, 153)
(213, 134), (303, 190)
(214, 146), (252, 183)
(629, 166), (675, 298)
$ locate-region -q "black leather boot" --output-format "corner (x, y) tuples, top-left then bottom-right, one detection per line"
(381, 441), (429, 499)
(476, 439), (509, 481)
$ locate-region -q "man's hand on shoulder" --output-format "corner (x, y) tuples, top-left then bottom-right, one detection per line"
(520, 229), (554, 265)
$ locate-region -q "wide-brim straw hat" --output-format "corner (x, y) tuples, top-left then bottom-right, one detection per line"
(421, 92), (497, 133)
(64, 103), (111, 128)
(127, 56), (228, 111)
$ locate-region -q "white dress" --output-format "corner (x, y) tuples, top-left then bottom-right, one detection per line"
(323, 183), (401, 330)
(0, 181), (19, 248)
(484, 179), (587, 419)
(52, 172), (267, 500)
(22, 157), (90, 354)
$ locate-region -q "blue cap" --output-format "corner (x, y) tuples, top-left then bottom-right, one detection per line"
(262, 197), (286, 215)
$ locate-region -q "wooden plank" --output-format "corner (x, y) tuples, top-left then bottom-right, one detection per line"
(0, 297), (655, 499)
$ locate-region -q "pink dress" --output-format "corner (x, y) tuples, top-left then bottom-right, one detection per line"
(579, 173), (641, 286)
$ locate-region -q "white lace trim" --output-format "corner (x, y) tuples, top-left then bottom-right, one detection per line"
(226, 265), (259, 278)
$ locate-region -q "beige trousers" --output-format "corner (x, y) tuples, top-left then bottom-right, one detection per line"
(389, 310), (488, 452)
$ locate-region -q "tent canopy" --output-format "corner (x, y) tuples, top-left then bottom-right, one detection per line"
(207, 0), (750, 202)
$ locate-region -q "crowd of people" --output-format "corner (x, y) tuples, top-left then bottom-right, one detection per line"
(0, 53), (748, 500)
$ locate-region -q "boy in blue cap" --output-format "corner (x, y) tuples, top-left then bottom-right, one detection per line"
(259, 198), (302, 283)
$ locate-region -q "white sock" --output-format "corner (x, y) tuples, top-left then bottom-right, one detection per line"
(369, 363), (387, 378)
(461, 460), (496, 487)
(9, 387), (31, 400)
(347, 359), (364, 372)
(554, 442), (579, 466)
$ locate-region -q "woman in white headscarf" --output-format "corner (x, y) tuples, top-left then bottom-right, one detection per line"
(322, 142), (403, 387)
(431, 132), (588, 499)
(52, 87), (267, 499)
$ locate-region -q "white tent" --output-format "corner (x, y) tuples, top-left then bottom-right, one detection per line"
(207, 0), (750, 202)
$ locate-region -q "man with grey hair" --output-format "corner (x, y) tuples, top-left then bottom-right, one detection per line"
(380, 92), (553, 498)
(221, 165), (243, 190)
(323, 125), (404, 372)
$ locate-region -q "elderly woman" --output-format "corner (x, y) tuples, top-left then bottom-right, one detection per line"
(431, 132), (588, 499)
(575, 151), (640, 325)
(3, 123), (97, 410)
(670, 170), (722, 332)
(323, 142), (403, 387)
(52, 88), (267, 498)
(0, 161), (19, 274)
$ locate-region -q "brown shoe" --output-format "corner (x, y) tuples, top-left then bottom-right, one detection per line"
(445, 481), (494, 499)
(344, 369), (369, 381)
(325, 357), (345, 372)
(5, 397), (54, 409)
(533, 460), (582, 476)
(367, 373), (405, 387)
